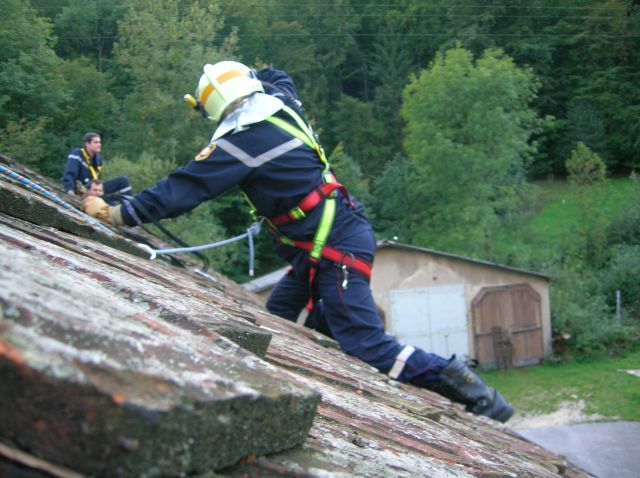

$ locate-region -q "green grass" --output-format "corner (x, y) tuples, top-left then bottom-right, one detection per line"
(480, 351), (640, 421)
(528, 177), (639, 235)
(478, 178), (640, 422)
(492, 177), (640, 266)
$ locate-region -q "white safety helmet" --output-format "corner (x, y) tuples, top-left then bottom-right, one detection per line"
(195, 61), (263, 122)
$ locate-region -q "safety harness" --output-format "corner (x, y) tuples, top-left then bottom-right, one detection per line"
(242, 105), (373, 318)
(80, 148), (102, 180)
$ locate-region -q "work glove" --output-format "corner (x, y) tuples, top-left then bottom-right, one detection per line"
(75, 180), (87, 195)
(81, 196), (123, 226)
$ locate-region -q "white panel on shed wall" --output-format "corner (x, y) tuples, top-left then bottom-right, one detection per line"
(389, 288), (432, 351)
(428, 285), (467, 358)
(389, 285), (468, 358)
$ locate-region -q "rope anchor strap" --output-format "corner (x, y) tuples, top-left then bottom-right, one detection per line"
(138, 220), (263, 276)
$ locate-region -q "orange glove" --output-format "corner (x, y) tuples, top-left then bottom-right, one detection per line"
(81, 196), (123, 226)
(75, 180), (87, 195)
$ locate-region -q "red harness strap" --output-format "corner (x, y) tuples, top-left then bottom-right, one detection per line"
(286, 239), (373, 323)
(286, 239), (372, 280)
(270, 182), (351, 227)
(267, 180), (370, 323)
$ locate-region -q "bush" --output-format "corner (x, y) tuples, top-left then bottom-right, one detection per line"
(565, 141), (606, 186)
(551, 267), (637, 357)
(600, 245), (640, 322)
(0, 118), (48, 170)
(105, 152), (177, 192)
(607, 199), (640, 247)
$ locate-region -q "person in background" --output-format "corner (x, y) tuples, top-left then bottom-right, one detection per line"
(81, 61), (513, 422)
(84, 180), (104, 198)
(62, 132), (131, 204)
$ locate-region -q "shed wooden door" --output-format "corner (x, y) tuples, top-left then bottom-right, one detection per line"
(472, 284), (543, 368)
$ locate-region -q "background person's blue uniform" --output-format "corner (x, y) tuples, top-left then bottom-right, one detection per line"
(62, 147), (131, 204)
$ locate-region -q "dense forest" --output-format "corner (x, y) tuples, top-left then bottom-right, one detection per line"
(2, 0), (639, 355)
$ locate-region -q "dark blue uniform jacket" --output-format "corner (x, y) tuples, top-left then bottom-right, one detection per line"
(62, 148), (102, 192)
(120, 68), (370, 271)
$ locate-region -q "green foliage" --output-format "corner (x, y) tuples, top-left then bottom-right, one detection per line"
(105, 152), (177, 191)
(600, 245), (640, 321)
(0, 118), (48, 168)
(371, 155), (412, 240)
(607, 184), (640, 247)
(554, 0), (640, 172)
(327, 143), (373, 215)
(550, 267), (634, 357)
(328, 95), (392, 177)
(566, 142), (607, 186)
(564, 143), (609, 267)
(401, 47), (543, 256)
(54, 58), (119, 165)
(112, 0), (238, 161)
(563, 99), (609, 165)
(491, 178), (640, 356)
(0, 0), (68, 128)
(53, 0), (131, 71)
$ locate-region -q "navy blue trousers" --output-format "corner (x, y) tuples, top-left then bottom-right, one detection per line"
(103, 176), (132, 205)
(267, 220), (448, 386)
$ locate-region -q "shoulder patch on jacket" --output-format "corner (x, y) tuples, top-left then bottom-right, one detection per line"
(195, 142), (217, 161)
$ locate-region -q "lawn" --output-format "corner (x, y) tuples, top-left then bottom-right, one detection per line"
(492, 177), (640, 267)
(480, 350), (640, 422)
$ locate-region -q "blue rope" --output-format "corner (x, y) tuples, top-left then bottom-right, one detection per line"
(138, 220), (262, 276)
(0, 164), (114, 236)
(1, 164), (262, 276)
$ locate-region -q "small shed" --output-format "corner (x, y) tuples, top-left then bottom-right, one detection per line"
(372, 241), (553, 368)
(244, 241), (553, 369)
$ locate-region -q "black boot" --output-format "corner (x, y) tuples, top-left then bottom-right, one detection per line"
(429, 357), (514, 423)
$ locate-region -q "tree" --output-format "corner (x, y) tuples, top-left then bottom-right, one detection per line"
(0, 0), (68, 129)
(371, 154), (412, 240)
(112, 0), (238, 161)
(328, 143), (373, 212)
(564, 142), (609, 267)
(551, 0), (640, 172)
(59, 58), (119, 130)
(329, 95), (389, 177)
(566, 141), (607, 186)
(53, 0), (131, 71)
(401, 47), (544, 257)
(0, 0), (70, 173)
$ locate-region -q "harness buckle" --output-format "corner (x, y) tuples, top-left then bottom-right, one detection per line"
(341, 264), (349, 290)
(288, 206), (306, 221)
(338, 252), (355, 290)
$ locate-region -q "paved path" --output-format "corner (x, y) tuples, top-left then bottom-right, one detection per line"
(518, 422), (640, 478)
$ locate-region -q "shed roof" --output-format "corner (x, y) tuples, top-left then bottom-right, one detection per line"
(377, 240), (554, 281)
(243, 264), (290, 294)
(0, 155), (581, 477)
(243, 240), (553, 293)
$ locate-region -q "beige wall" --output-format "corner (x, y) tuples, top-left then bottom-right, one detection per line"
(371, 248), (552, 359)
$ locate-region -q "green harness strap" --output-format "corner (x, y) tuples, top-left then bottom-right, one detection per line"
(244, 105), (338, 263)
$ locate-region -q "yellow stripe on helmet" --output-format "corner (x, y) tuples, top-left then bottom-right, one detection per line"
(217, 70), (244, 84)
(199, 83), (214, 108)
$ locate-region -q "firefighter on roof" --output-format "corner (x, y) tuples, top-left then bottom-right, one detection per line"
(82, 61), (514, 422)
(62, 132), (131, 204)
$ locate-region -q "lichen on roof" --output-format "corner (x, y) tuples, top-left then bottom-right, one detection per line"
(0, 155), (587, 477)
